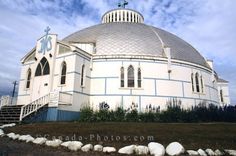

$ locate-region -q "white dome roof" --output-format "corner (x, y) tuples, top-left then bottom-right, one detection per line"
(63, 22), (210, 68)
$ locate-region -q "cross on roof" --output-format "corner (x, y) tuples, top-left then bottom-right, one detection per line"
(118, 0), (128, 8)
(44, 26), (50, 36)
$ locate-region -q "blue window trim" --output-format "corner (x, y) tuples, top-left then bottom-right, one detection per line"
(64, 90), (219, 104)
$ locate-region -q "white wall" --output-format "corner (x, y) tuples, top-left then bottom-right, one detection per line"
(218, 82), (230, 106)
(89, 59), (219, 111)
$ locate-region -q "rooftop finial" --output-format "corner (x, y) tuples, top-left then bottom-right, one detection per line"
(118, 0), (128, 8)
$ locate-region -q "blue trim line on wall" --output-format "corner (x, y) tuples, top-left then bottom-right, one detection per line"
(65, 90), (90, 96)
(86, 76), (119, 79)
(92, 59), (212, 74)
(56, 53), (90, 61)
(143, 77), (191, 84)
(105, 78), (107, 94)
(67, 71), (81, 75)
(64, 90), (218, 104)
(18, 94), (30, 96)
(205, 84), (218, 91)
(154, 80), (157, 95)
(23, 62), (34, 66)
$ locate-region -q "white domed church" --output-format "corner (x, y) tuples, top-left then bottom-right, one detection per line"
(16, 6), (230, 121)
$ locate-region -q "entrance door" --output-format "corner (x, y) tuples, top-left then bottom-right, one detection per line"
(31, 57), (51, 102)
(32, 75), (50, 101)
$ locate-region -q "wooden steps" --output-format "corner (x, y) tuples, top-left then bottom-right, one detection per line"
(0, 105), (22, 124)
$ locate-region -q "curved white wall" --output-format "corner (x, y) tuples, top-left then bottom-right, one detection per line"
(89, 58), (219, 111)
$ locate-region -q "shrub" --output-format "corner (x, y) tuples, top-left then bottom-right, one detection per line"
(79, 107), (94, 122)
(79, 104), (236, 123)
(125, 110), (139, 122)
(114, 107), (125, 121)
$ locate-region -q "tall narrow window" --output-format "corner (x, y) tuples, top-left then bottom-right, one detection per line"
(123, 11), (125, 21)
(81, 64), (85, 86)
(60, 62), (67, 85)
(120, 67), (124, 87)
(115, 12), (117, 22)
(200, 76), (204, 93)
(35, 57), (50, 76)
(220, 89), (224, 102)
(127, 65), (134, 87)
(191, 73), (194, 92)
(138, 68), (141, 88)
(195, 73), (200, 92)
(131, 12), (133, 22)
(127, 12), (129, 21)
(26, 69), (31, 89)
(119, 11), (121, 21)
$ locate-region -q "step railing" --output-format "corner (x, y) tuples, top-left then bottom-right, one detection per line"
(19, 92), (73, 121)
(19, 94), (50, 121)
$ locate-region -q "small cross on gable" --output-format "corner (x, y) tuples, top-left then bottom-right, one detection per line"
(44, 26), (50, 36)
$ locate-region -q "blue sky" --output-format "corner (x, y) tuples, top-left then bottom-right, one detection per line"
(0, 0), (236, 104)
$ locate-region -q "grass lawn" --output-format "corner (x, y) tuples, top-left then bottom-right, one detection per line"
(3, 122), (236, 149)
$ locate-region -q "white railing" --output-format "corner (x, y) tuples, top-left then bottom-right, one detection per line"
(59, 92), (72, 105)
(19, 91), (73, 121)
(0, 96), (12, 108)
(19, 94), (50, 121)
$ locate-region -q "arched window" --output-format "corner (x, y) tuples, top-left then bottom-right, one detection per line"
(220, 89), (224, 102)
(123, 11), (125, 21)
(60, 62), (67, 85)
(200, 76), (204, 93)
(191, 73), (194, 92)
(195, 73), (200, 92)
(127, 12), (129, 21)
(120, 67), (124, 87)
(115, 12), (117, 22)
(119, 11), (121, 21)
(81, 64), (85, 86)
(127, 65), (134, 87)
(26, 69), (31, 89)
(137, 68), (141, 88)
(112, 13), (114, 22)
(131, 12), (133, 22)
(35, 57), (50, 76)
